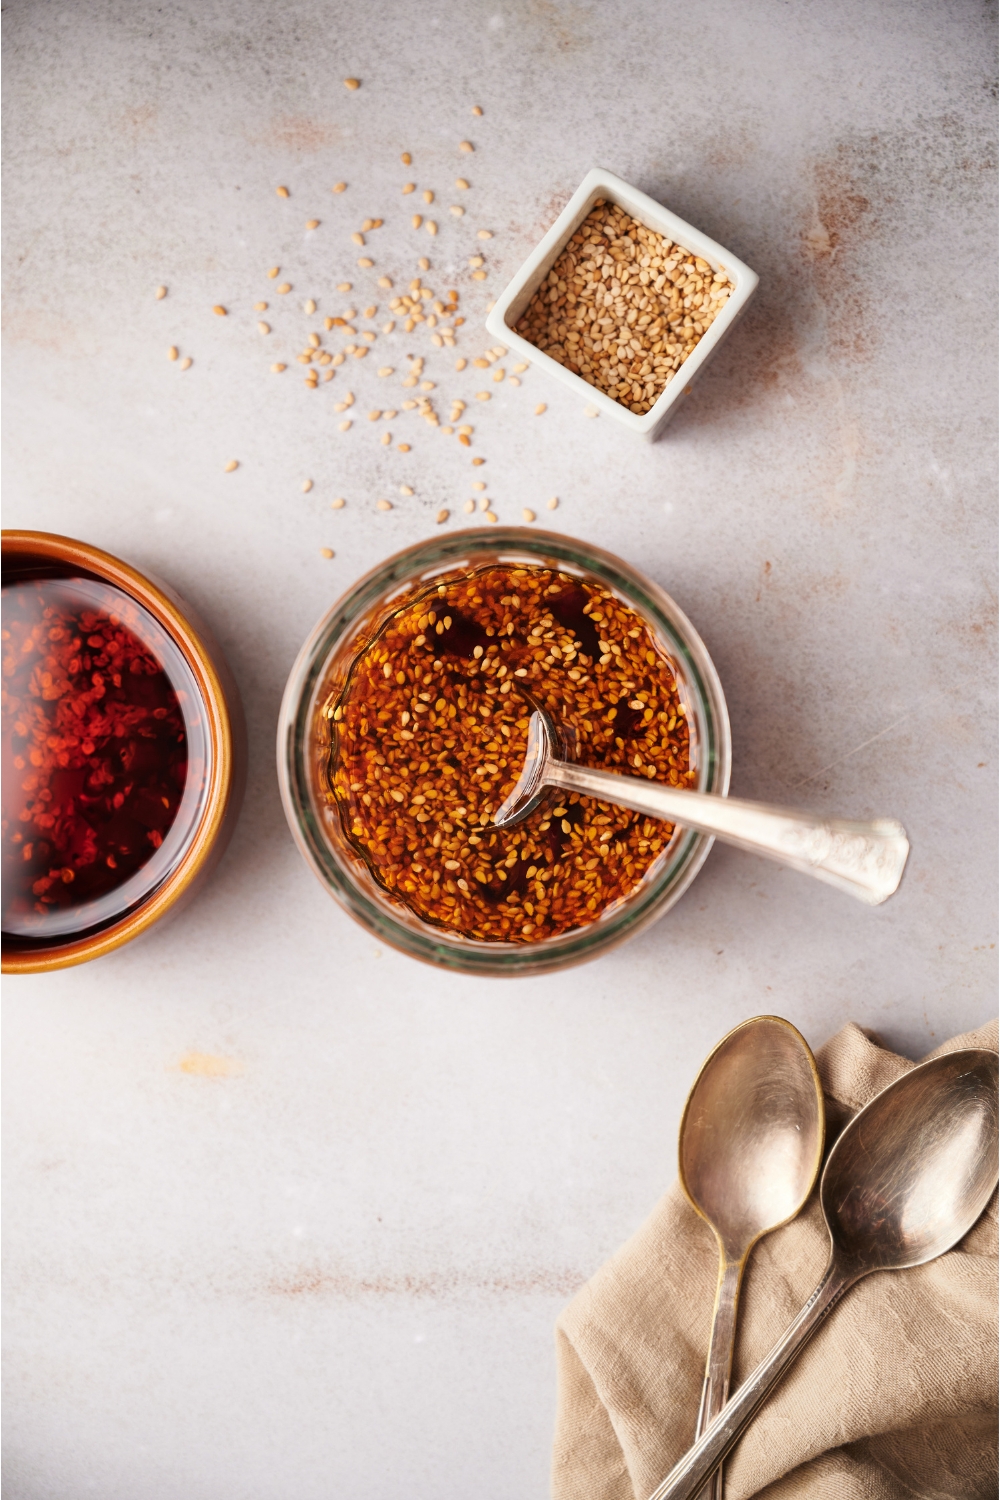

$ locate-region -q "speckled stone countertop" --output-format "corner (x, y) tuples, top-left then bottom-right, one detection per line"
(3, 2), (996, 1496)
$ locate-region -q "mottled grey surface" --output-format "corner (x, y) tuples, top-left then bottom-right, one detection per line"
(2, 1), (996, 1496)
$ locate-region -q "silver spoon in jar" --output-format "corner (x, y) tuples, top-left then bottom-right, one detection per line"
(493, 709), (910, 905)
(679, 1017), (825, 1500)
(647, 1046), (1000, 1500)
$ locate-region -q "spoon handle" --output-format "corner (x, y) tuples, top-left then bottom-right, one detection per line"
(545, 763), (909, 906)
(645, 1260), (858, 1500)
(694, 1257), (744, 1500)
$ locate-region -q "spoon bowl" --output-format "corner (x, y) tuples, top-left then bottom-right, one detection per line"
(822, 1047), (999, 1272)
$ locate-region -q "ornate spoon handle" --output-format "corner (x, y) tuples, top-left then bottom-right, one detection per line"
(545, 762), (909, 905)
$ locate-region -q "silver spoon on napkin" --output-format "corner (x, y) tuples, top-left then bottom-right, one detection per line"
(646, 1046), (1000, 1500)
(493, 709), (909, 904)
(679, 1017), (825, 1500)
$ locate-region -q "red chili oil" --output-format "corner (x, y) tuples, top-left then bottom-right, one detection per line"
(1, 565), (210, 946)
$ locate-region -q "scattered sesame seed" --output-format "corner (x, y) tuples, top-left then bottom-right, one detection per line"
(302, 479), (313, 493)
(547, 496), (559, 509)
(464, 499), (475, 513)
(535, 403), (547, 415)
(179, 357), (192, 370)
(455, 358), (467, 371)
(472, 457), (485, 466)
(382, 320), (395, 333)
(368, 410), (382, 421)
(522, 508), (536, 523)
(378, 366), (394, 377)
(213, 305), (227, 316)
(472, 480), (486, 490)
(401, 152), (412, 165)
(475, 391), (491, 401)
(584, 406), (599, 418)
(224, 460), (239, 472)
(331, 497), (346, 509)
(320, 547), (335, 558)
(332, 182), (347, 194)
(476, 230), (493, 240)
(397, 443), (411, 452)
(412, 215), (423, 229)
(402, 183), (416, 196)
(459, 141), (474, 152)
(425, 221), (437, 235)
(418, 257), (430, 271)
(277, 283), (292, 294)
(254, 301), (268, 311)
(337, 282), (352, 292)
(363, 305), (376, 318)
(344, 77), (360, 89)
(380, 432), (392, 445)
(400, 485), (414, 496)
(306, 219), (320, 230)
(455, 178), (470, 190)
(436, 508), (449, 524)
(479, 496), (490, 511)
(155, 286), (167, 300)
(352, 232), (365, 247)
(276, 186), (290, 198)
(267, 267), (280, 278)
(377, 499), (392, 511)
(339, 420), (352, 430)
(508, 376), (520, 386)
(471, 105), (483, 116)
(358, 257), (373, 268)
(471, 271), (488, 281)
(484, 510), (498, 523)
(304, 298), (317, 314)
(271, 362), (287, 373)
(257, 321), (270, 334)
(378, 276), (393, 289)
(167, 346), (179, 361)
(513, 361), (528, 373)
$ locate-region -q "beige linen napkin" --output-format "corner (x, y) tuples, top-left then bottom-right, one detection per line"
(553, 1019), (998, 1500)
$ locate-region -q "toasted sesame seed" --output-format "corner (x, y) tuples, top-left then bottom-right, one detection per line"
(179, 357), (192, 370)
(463, 499), (475, 513)
(492, 369), (505, 382)
(368, 410), (381, 421)
(425, 221), (437, 235)
(401, 152), (412, 165)
(402, 183), (416, 196)
(418, 257), (430, 271)
(471, 270), (487, 281)
(478, 496), (490, 511)
(455, 178), (470, 190)
(277, 283), (292, 294)
(337, 283), (352, 293)
(254, 301), (268, 312)
(508, 376), (520, 386)
(378, 276), (393, 289)
(436, 508), (449, 524)
(547, 496), (558, 509)
(302, 479), (313, 493)
(344, 77), (360, 89)
(522, 508), (536, 523)
(449, 206), (464, 217)
(377, 366), (394, 377)
(535, 403), (547, 415)
(476, 230), (493, 240)
(422, 190), (434, 204)
(267, 267), (280, 278)
(331, 497), (346, 509)
(471, 457), (485, 465)
(332, 182), (347, 194)
(304, 298), (317, 314)
(400, 485), (414, 496)
(472, 480), (486, 490)
(352, 232), (365, 246)
(339, 420), (352, 430)
(411, 214), (423, 230)
(513, 361), (528, 373)
(377, 499), (392, 511)
(484, 510), (497, 523)
(167, 346), (179, 361)
(224, 460), (239, 472)
(471, 105), (483, 116)
(276, 186), (290, 198)
(320, 547), (334, 558)
(358, 257), (373, 268)
(454, 358), (468, 371)
(213, 305), (227, 316)
(380, 432), (391, 445)
(398, 443), (411, 452)
(155, 285), (167, 300)
(459, 141), (474, 152)
(271, 362), (287, 373)
(257, 321), (270, 334)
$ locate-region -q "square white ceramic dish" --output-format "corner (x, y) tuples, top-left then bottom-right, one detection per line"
(484, 168), (758, 441)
